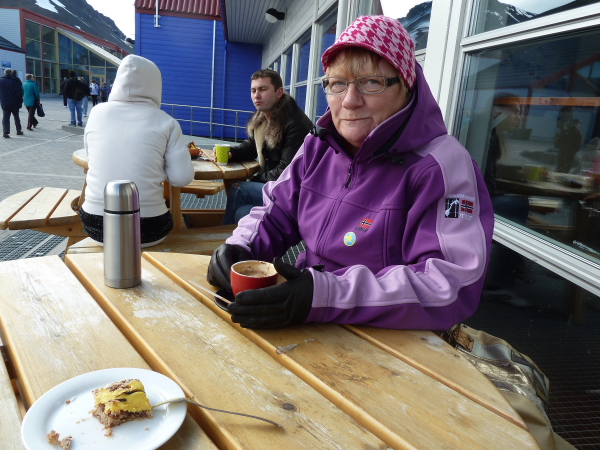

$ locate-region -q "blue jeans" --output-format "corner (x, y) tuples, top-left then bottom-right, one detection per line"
(222, 181), (265, 225)
(82, 96), (88, 115)
(68, 98), (83, 125)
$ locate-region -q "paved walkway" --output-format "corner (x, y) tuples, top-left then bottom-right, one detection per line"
(0, 94), (87, 247)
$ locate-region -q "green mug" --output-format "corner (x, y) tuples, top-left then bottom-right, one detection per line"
(215, 144), (230, 165)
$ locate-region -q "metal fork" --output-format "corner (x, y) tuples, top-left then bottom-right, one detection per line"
(152, 397), (281, 427)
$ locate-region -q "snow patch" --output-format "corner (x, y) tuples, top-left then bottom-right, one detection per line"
(35, 0), (58, 13)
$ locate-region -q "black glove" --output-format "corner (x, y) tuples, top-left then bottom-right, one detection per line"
(228, 258), (323, 329)
(207, 244), (253, 291)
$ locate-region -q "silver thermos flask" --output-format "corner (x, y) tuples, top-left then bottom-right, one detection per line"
(103, 180), (141, 288)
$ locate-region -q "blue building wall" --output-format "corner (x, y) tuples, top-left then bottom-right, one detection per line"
(136, 12), (262, 140)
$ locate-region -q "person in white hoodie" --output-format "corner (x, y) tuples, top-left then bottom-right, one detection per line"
(80, 55), (194, 246)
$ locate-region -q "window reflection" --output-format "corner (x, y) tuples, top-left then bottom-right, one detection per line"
(314, 84), (328, 118)
(318, 13), (337, 77)
(472, 0), (600, 35)
(284, 49), (293, 86)
(458, 30), (600, 261)
(295, 85), (307, 111)
(297, 39), (311, 83)
(397, 1), (432, 51)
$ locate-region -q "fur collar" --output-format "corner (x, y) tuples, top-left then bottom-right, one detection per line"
(246, 93), (296, 149)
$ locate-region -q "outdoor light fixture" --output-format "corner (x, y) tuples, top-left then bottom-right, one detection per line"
(265, 8), (285, 23)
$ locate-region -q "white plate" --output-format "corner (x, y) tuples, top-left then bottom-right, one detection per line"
(21, 368), (187, 450)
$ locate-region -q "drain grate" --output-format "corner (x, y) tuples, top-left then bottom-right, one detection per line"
(0, 230), (65, 261)
(25, 235), (66, 259)
(181, 191), (226, 209)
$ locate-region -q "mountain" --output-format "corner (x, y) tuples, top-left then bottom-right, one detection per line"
(0, 0), (133, 53)
(481, 0), (536, 32)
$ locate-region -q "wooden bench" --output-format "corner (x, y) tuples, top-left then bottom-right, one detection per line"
(0, 256), (215, 449)
(0, 187), (87, 250)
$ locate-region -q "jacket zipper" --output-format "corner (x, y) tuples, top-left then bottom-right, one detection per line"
(316, 159), (355, 256)
(345, 164), (353, 188)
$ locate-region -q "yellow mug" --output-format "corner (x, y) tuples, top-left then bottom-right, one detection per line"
(215, 144), (230, 165)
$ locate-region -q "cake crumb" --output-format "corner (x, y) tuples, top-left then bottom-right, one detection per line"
(46, 431), (72, 449)
(60, 436), (73, 449)
(46, 430), (60, 444)
(145, 427), (149, 430)
(104, 426), (113, 437)
(65, 399), (71, 404)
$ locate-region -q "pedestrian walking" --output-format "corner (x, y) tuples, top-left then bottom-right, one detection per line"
(0, 68), (24, 138)
(100, 82), (109, 102)
(79, 77), (90, 117)
(11, 70), (22, 86)
(64, 70), (86, 126)
(60, 77), (68, 107)
(89, 80), (99, 106)
(23, 73), (40, 130)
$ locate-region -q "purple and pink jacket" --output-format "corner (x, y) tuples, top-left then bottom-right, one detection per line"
(227, 65), (494, 330)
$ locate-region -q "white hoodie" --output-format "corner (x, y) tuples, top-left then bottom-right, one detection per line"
(82, 55), (194, 217)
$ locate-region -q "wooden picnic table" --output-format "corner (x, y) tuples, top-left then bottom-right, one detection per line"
(0, 250), (542, 449)
(72, 149), (260, 229)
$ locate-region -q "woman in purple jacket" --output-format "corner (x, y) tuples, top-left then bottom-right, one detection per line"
(207, 16), (494, 330)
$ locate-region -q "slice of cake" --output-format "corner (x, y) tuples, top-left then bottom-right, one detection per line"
(91, 379), (153, 427)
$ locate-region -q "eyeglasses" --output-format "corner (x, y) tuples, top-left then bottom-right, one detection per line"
(322, 76), (400, 95)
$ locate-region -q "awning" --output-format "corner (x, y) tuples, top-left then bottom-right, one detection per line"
(57, 28), (123, 67)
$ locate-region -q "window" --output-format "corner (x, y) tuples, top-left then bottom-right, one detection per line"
(457, 29), (600, 262)
(90, 51), (105, 67)
(314, 9), (337, 119)
(295, 85), (307, 111)
(25, 20), (41, 41)
(296, 38), (311, 83)
(471, 0), (600, 35)
(59, 35), (72, 65)
(389, 1), (433, 51)
(317, 13), (336, 78)
(26, 40), (41, 59)
(283, 48), (293, 88)
(42, 26), (55, 45)
(73, 42), (89, 66)
(430, 1), (600, 445)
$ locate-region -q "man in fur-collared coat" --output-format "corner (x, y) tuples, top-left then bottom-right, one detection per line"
(222, 69), (313, 224)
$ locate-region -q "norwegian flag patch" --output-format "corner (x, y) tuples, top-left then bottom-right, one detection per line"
(446, 195), (475, 221)
(461, 200), (474, 214)
(355, 217), (373, 233)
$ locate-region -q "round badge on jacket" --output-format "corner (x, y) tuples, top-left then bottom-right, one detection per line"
(344, 232), (356, 246)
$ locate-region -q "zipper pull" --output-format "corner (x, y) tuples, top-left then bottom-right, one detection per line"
(345, 165), (353, 188)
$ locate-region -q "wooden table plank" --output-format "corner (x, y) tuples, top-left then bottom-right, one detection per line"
(0, 348), (25, 450)
(345, 326), (527, 429)
(0, 256), (211, 450)
(0, 188), (42, 230)
(216, 162), (251, 180)
(9, 188), (67, 229)
(66, 225), (234, 255)
(65, 252), (389, 450)
(192, 160), (223, 180)
(146, 252), (541, 450)
(47, 190), (82, 227)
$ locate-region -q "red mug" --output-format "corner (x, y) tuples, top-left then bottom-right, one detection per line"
(230, 261), (279, 296)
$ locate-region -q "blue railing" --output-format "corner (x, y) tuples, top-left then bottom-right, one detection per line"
(161, 103), (254, 142)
